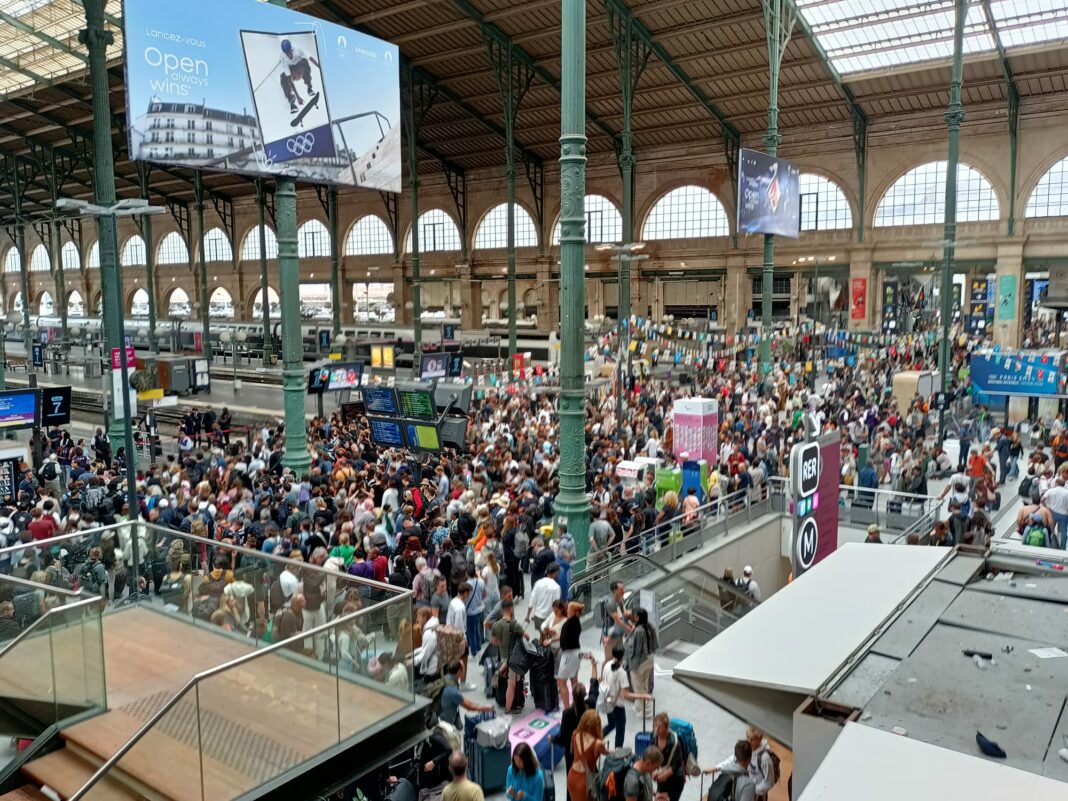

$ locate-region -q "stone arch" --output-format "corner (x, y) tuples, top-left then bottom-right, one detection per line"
(638, 184), (733, 242)
(472, 202), (540, 251)
(246, 285), (281, 319)
(163, 286), (192, 318)
(67, 289), (86, 317)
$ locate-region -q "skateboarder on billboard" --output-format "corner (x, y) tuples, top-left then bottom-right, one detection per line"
(279, 38), (320, 114)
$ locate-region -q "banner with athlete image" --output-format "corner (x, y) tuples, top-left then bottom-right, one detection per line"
(737, 148), (801, 238)
(122, 0), (401, 190)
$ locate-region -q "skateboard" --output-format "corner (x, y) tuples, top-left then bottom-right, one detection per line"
(291, 92), (320, 128)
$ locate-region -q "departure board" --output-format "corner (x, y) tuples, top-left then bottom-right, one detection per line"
(362, 386), (399, 415)
(397, 388), (436, 419)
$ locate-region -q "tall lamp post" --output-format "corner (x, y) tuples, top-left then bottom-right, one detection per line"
(595, 242), (648, 432)
(0, 312), (22, 392)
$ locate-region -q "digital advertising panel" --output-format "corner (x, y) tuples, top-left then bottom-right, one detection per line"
(308, 367), (330, 394)
(123, 0), (401, 191)
(327, 363), (363, 391)
(420, 353), (448, 381)
(737, 148), (801, 238)
(0, 390), (39, 430)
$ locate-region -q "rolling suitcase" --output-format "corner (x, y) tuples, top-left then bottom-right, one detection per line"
(542, 742), (556, 801)
(633, 698), (654, 757)
(531, 643), (559, 712)
(495, 670), (527, 713)
(471, 740), (510, 792)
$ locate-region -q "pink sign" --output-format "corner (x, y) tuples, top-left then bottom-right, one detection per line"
(672, 398), (719, 464)
(111, 346), (135, 369)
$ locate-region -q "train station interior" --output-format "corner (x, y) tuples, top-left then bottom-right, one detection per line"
(0, 1), (1067, 801)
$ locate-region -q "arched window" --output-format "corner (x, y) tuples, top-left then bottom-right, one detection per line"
(131, 289), (150, 318)
(3, 248), (20, 273)
(252, 287), (281, 319)
(474, 204), (538, 250)
(209, 287), (234, 318)
(39, 291), (54, 316)
(87, 242), (100, 269)
(799, 174), (853, 231)
(121, 235), (147, 267)
(405, 209), (462, 253)
(240, 225), (278, 261)
(874, 161), (999, 227)
(345, 215), (394, 256)
(298, 219), (331, 258)
(1025, 156), (1068, 218)
(12, 292), (23, 313)
(168, 288), (191, 318)
(352, 282), (395, 322)
(203, 227), (233, 262)
(68, 290), (85, 317)
(552, 195), (623, 245)
(642, 186), (730, 240)
(157, 232), (189, 265)
(29, 245), (50, 272)
(61, 242), (80, 271)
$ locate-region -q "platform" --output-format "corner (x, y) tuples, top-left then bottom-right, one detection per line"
(7, 606), (414, 801)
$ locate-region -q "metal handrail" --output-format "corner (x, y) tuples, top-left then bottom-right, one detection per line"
(0, 593), (104, 660)
(0, 569), (88, 598)
(572, 481), (777, 578)
(68, 589), (410, 801)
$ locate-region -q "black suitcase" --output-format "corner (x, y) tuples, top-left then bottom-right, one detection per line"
(531, 645), (559, 712)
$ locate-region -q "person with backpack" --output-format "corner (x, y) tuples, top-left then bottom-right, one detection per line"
(702, 740), (756, 801)
(743, 726), (780, 801)
(651, 714), (687, 801)
(623, 746), (664, 801)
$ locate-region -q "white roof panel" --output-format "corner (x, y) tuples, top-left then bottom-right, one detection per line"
(800, 722), (1068, 801)
(673, 544), (947, 694)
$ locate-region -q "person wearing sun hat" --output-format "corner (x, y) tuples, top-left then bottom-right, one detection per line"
(864, 523), (883, 544)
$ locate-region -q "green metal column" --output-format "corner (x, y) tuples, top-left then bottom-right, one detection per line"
(82, 0), (138, 563)
(193, 172), (210, 360)
(256, 179), (273, 365)
(759, 0), (794, 374)
(558, 0), (592, 563)
(852, 110), (867, 244)
(15, 223), (30, 358)
(938, 0), (968, 445)
(328, 188), (341, 335)
(270, 0), (309, 473)
(136, 168), (158, 353)
(506, 130), (518, 359)
(406, 76), (422, 353)
(1006, 88), (1019, 236)
(51, 222), (68, 341)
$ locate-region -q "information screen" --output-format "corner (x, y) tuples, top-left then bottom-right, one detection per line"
(368, 417), (404, 448)
(0, 390), (38, 430)
(420, 353), (448, 380)
(404, 421), (441, 452)
(397, 388), (436, 419)
(371, 345), (395, 369)
(447, 352), (464, 378)
(362, 386), (399, 415)
(41, 386), (72, 427)
(327, 363), (363, 391)
(440, 416), (468, 450)
(308, 367), (330, 394)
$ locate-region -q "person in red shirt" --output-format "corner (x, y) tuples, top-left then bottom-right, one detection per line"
(27, 507), (57, 542)
(369, 547), (388, 582)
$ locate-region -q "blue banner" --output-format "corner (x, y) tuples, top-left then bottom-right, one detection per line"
(970, 350), (1064, 396)
(737, 148), (801, 238)
(123, 0), (401, 190)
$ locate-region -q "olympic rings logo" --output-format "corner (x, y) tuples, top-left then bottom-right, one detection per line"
(287, 133), (316, 156)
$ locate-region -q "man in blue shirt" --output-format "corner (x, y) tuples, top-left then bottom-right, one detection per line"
(439, 661), (492, 728)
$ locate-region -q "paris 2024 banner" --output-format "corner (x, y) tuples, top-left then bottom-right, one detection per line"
(123, 0), (401, 191)
(737, 148), (801, 238)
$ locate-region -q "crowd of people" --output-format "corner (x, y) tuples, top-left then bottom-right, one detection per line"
(2, 320), (1068, 801)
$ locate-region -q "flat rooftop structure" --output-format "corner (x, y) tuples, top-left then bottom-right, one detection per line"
(674, 543), (1068, 796)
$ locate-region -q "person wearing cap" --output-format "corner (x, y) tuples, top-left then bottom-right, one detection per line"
(739, 566), (762, 602)
(864, 523), (883, 544)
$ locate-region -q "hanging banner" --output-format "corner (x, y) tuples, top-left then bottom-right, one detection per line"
(736, 148), (801, 238)
(996, 274), (1017, 322)
(882, 280), (899, 334)
(970, 350), (1064, 397)
(122, 0), (401, 191)
(850, 277), (867, 321)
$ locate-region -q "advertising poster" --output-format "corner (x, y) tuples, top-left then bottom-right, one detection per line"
(997, 274), (1017, 322)
(123, 0), (401, 191)
(971, 350), (1064, 397)
(737, 148), (801, 238)
(672, 398), (718, 464)
(967, 278), (991, 333)
(850, 277), (867, 321)
(0, 390), (38, 430)
(882, 280), (899, 333)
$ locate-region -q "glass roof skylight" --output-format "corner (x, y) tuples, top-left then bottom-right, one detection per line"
(795, 0), (1068, 76)
(0, 0), (123, 98)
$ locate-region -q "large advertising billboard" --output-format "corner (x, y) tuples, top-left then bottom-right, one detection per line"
(737, 148), (801, 238)
(123, 0), (401, 191)
(971, 350), (1064, 397)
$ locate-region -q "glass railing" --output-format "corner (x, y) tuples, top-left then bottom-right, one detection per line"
(70, 592), (413, 801)
(0, 574), (106, 733)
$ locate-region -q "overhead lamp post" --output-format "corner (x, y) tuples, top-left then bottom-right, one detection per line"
(0, 312), (23, 392)
(596, 242), (648, 432)
(219, 330), (247, 392)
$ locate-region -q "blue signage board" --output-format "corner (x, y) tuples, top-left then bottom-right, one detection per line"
(737, 148), (801, 238)
(970, 350), (1064, 397)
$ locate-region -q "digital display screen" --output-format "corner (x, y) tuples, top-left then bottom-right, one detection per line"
(340, 402), (365, 424)
(371, 345), (395, 369)
(0, 390), (38, 430)
(308, 367), (330, 394)
(362, 386), (399, 415)
(404, 421), (440, 452)
(420, 353), (448, 380)
(368, 417), (404, 447)
(443, 323), (457, 341)
(397, 388), (436, 419)
(327, 363), (363, 391)
(41, 386), (71, 427)
(447, 352), (464, 378)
